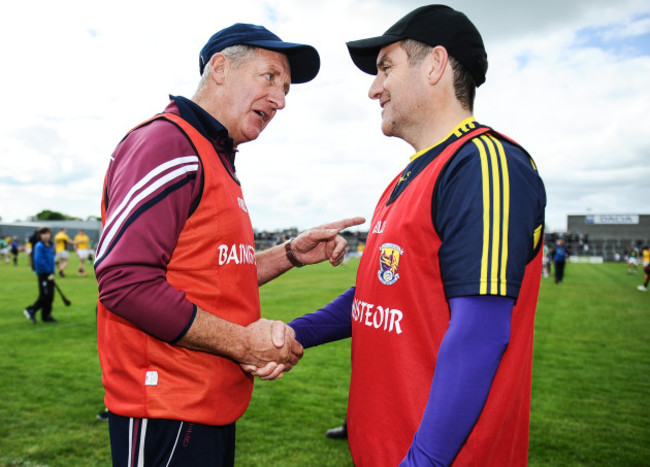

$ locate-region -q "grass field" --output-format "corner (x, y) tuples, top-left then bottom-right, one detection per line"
(0, 253), (648, 466)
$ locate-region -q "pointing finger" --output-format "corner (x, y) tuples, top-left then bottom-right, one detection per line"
(317, 216), (366, 232)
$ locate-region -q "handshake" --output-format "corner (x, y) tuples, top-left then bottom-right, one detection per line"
(178, 217), (366, 380)
(238, 318), (303, 381)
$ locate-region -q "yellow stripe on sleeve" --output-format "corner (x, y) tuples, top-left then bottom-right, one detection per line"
(475, 135), (511, 296)
(481, 135), (501, 295)
(474, 138), (491, 295)
(489, 135), (510, 296)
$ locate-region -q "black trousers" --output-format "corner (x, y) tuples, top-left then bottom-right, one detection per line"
(554, 260), (566, 284)
(108, 412), (236, 467)
(29, 273), (54, 319)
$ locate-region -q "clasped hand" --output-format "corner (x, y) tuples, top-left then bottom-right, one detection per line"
(240, 319), (302, 381)
(241, 216), (365, 380)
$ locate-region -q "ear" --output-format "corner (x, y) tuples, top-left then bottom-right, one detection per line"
(209, 53), (228, 85)
(426, 46), (448, 85)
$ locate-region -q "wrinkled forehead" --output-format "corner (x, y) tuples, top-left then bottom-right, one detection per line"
(253, 48), (291, 74)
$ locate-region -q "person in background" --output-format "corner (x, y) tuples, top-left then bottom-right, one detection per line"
(627, 244), (639, 274)
(54, 228), (74, 277)
(95, 22), (362, 466)
(74, 229), (91, 277)
(638, 245), (649, 291)
(23, 227), (58, 323)
(253, 5), (546, 466)
(25, 235), (33, 268)
(542, 243), (550, 278)
(0, 236), (8, 264)
(553, 237), (569, 284)
(10, 236), (20, 266)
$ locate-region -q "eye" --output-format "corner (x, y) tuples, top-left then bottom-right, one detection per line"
(379, 64), (391, 75)
(264, 72), (274, 81)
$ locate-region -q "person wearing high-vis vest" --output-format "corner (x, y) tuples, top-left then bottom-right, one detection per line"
(95, 23), (363, 466)
(277, 5), (546, 466)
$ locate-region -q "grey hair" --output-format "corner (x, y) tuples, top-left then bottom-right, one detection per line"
(197, 44), (258, 88)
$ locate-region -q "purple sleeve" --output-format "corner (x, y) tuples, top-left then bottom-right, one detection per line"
(400, 295), (513, 467)
(288, 287), (355, 348)
(95, 116), (202, 343)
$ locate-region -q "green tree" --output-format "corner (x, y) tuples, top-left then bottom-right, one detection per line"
(33, 210), (76, 221)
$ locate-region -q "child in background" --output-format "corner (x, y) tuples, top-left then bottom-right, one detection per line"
(23, 227), (58, 323)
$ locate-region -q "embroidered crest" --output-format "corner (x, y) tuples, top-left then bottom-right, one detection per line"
(378, 243), (403, 285)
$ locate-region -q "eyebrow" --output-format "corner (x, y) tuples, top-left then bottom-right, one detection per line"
(376, 53), (391, 70)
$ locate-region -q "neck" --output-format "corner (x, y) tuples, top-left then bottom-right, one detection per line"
(191, 89), (217, 122)
(411, 104), (472, 152)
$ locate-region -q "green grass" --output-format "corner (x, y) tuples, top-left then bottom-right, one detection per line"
(0, 254), (648, 466)
(530, 264), (649, 466)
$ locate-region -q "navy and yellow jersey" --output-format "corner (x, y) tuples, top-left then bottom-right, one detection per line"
(389, 117), (546, 300)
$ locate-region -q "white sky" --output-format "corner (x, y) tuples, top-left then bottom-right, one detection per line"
(1, 0), (649, 232)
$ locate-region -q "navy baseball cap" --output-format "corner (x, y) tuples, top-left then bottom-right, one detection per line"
(199, 23), (320, 83)
(346, 5), (487, 87)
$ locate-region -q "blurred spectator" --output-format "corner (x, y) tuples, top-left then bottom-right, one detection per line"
(23, 227), (58, 323)
(10, 236), (20, 266)
(553, 238), (569, 284)
(627, 245), (639, 274)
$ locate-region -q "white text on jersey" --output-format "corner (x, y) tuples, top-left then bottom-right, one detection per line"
(372, 221), (386, 234)
(352, 298), (403, 334)
(218, 244), (256, 266)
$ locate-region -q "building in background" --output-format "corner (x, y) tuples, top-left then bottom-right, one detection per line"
(553, 214), (650, 262)
(5, 215), (646, 263)
(0, 220), (102, 251)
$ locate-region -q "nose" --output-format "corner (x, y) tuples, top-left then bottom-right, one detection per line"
(368, 74), (383, 101)
(269, 87), (286, 111)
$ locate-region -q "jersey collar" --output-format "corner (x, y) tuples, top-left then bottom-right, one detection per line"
(410, 117), (477, 162)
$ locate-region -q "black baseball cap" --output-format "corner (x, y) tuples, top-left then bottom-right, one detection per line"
(346, 4), (487, 86)
(199, 23), (320, 84)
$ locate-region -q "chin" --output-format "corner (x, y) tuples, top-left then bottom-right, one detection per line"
(381, 123), (396, 138)
(240, 129), (263, 144)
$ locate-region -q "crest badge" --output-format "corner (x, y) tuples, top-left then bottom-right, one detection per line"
(378, 243), (404, 285)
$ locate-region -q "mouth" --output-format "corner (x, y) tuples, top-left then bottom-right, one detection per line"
(379, 90), (390, 110)
(254, 110), (268, 122)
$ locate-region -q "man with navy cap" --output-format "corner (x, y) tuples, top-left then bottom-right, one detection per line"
(284, 5), (546, 466)
(95, 23), (363, 465)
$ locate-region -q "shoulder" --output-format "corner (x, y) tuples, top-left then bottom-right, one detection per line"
(441, 130), (544, 193)
(450, 130), (534, 168)
(118, 117), (195, 159)
(108, 116), (200, 183)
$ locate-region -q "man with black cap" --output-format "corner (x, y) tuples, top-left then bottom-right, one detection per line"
(284, 5), (546, 466)
(94, 23), (363, 465)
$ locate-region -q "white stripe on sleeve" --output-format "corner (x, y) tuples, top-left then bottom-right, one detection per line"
(95, 156), (198, 264)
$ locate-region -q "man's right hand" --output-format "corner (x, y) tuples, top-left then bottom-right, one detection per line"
(241, 318), (303, 370)
(240, 320), (303, 380)
(177, 309), (303, 381)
